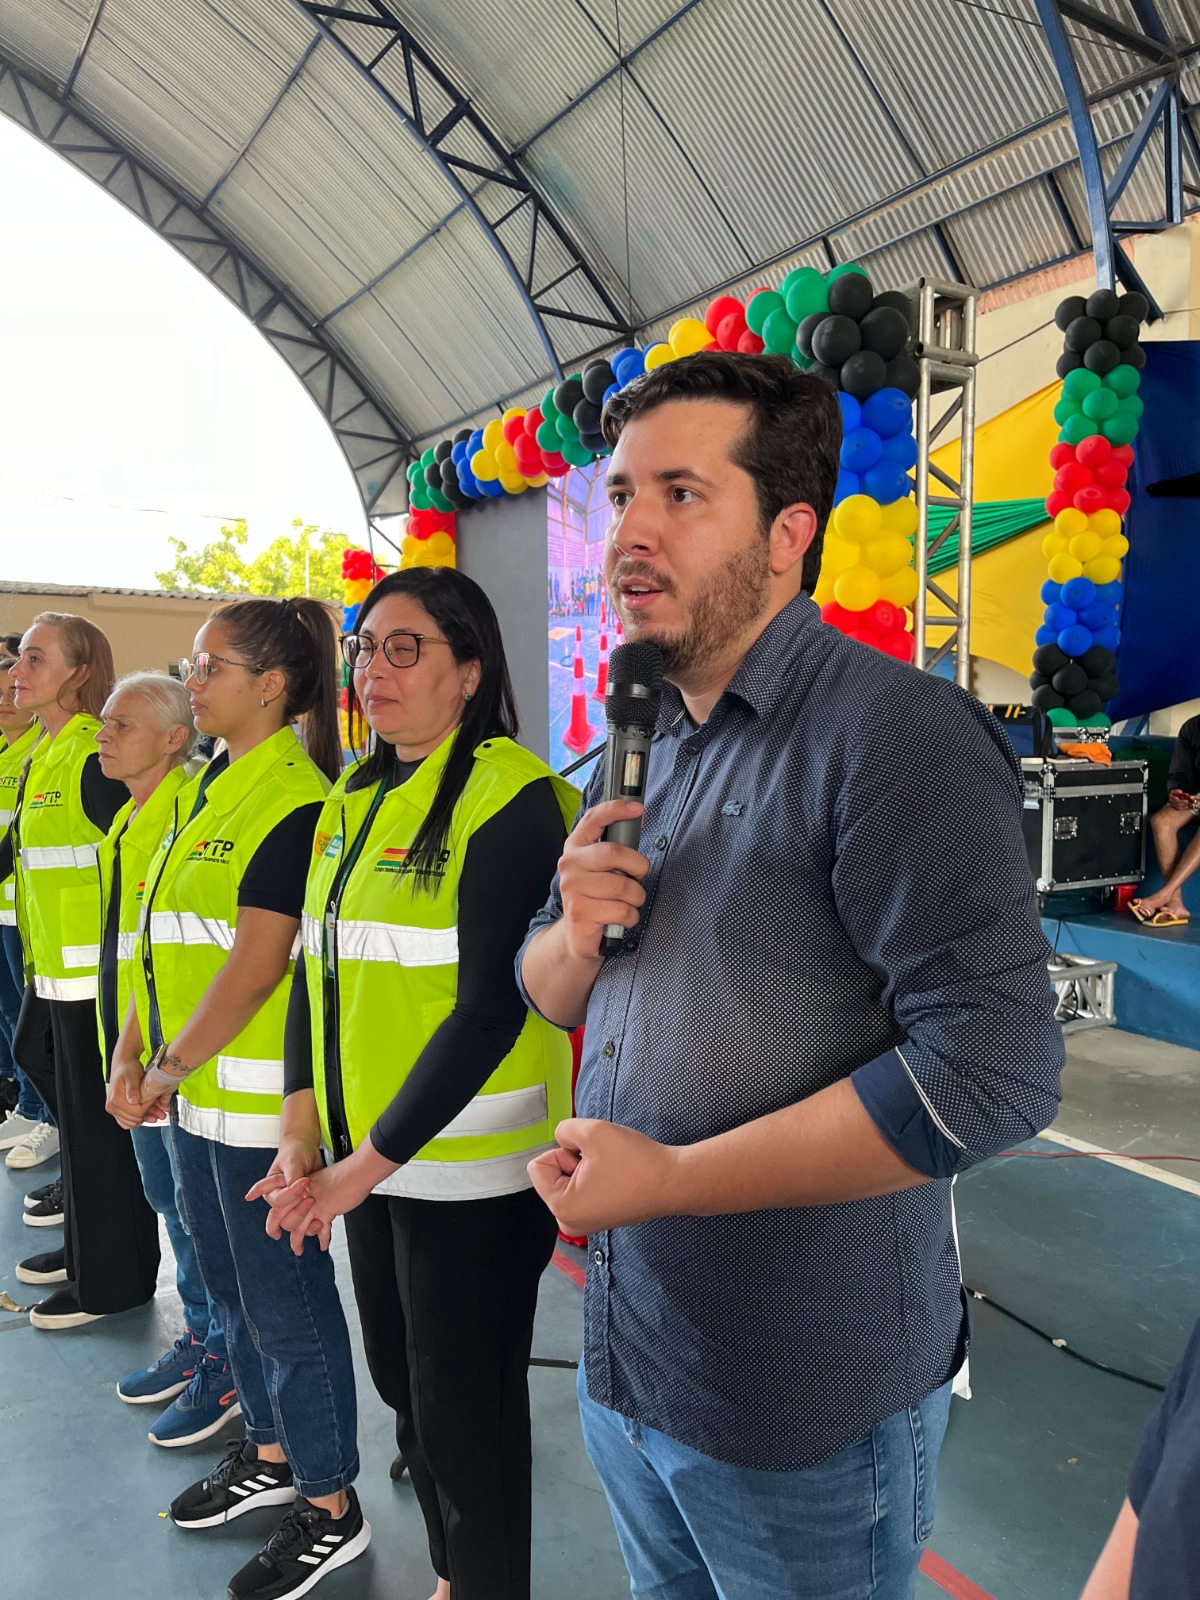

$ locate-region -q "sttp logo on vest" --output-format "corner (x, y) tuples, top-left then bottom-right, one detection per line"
(187, 837), (235, 863)
(27, 790), (63, 811)
(374, 845), (450, 877)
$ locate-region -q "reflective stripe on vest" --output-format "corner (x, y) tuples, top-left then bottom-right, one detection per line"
(177, 1098), (280, 1148)
(62, 943), (101, 968)
(116, 931), (137, 961)
(148, 910), (235, 950)
(439, 1083), (548, 1139)
(22, 843), (99, 870)
(36, 973), (97, 1001)
(336, 919), (458, 967)
(373, 1145), (556, 1202)
(216, 1055), (285, 1096)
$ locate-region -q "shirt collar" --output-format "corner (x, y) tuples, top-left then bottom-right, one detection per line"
(197, 725), (303, 816)
(657, 594), (821, 736)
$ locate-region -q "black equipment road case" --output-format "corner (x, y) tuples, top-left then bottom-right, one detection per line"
(1020, 758), (1148, 895)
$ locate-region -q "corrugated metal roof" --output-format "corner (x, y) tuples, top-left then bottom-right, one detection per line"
(1, 580), (241, 601)
(1, 0), (1198, 502)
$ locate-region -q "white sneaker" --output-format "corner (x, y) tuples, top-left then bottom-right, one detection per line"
(0, 1111), (43, 1151)
(6, 1122), (60, 1170)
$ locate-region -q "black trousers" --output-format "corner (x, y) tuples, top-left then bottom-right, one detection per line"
(15, 987), (160, 1312)
(344, 1184), (558, 1600)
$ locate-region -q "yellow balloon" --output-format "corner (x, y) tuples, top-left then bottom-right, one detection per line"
(1054, 507), (1089, 539)
(1087, 508), (1122, 540)
(1067, 532), (1101, 562)
(863, 535), (912, 577)
(879, 497), (918, 538)
(482, 418), (506, 454)
(502, 407), (526, 425)
(833, 494), (883, 542)
(345, 577), (373, 603)
(495, 440), (518, 474)
(1047, 553), (1084, 584)
(427, 531), (456, 561)
(833, 565), (882, 612)
(1084, 555), (1121, 585)
(812, 573), (836, 607)
(820, 535), (860, 577)
(1101, 533), (1129, 559)
(1041, 531), (1068, 559)
(498, 472), (526, 494)
(471, 449), (498, 482)
(881, 566), (919, 607)
(669, 317), (714, 358)
(644, 342), (675, 370)
(525, 471), (549, 488)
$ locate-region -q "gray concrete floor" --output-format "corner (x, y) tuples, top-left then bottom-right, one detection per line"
(4, 1024), (1199, 1600)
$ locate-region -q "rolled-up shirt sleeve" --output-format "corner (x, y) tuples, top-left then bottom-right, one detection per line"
(839, 684), (1064, 1178)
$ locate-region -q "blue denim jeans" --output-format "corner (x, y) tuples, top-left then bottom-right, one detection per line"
(131, 1123), (225, 1358)
(578, 1364), (952, 1600)
(0, 924), (49, 1121)
(171, 1122), (359, 1498)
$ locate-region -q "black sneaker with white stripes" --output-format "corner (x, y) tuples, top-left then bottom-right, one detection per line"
(170, 1440), (296, 1529)
(227, 1489), (370, 1600)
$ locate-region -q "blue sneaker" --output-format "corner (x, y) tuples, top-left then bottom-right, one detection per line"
(149, 1352), (242, 1448)
(117, 1333), (201, 1405)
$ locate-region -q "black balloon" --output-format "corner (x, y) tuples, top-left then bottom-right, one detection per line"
(581, 362), (615, 405)
(1033, 642), (1070, 676)
(796, 312), (825, 357)
(885, 353), (921, 398)
(827, 271), (874, 321)
(434, 439), (453, 462)
(1085, 288), (1120, 323)
(1083, 339), (1120, 374)
(873, 289), (913, 322)
(840, 349), (888, 398)
(1055, 295), (1087, 331)
(439, 458), (458, 484)
(1104, 315), (1139, 351)
(423, 463), (442, 489)
(1052, 663), (1088, 697)
(573, 398), (602, 435)
(1091, 674), (1120, 703)
(1031, 683), (1066, 711)
(859, 306), (909, 360)
(1029, 670), (1049, 691)
(1056, 351), (1083, 378)
(445, 485), (472, 509)
(1065, 316), (1101, 352)
(554, 376), (584, 416)
(453, 426), (473, 444)
(809, 363), (841, 387)
(580, 430), (608, 455)
(1117, 292), (1150, 324)
(1120, 343), (1147, 371)
(812, 314), (862, 366)
(1069, 690), (1103, 719)
(1079, 645), (1117, 676)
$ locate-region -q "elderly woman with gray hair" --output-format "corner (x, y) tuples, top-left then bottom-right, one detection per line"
(92, 673), (233, 1446)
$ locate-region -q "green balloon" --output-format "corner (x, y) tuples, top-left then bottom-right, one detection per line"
(1101, 414), (1139, 446)
(826, 262), (868, 281)
(556, 412), (577, 441)
(420, 446), (436, 468)
(536, 420), (560, 453)
(1062, 367), (1101, 401)
(783, 268), (828, 322)
(560, 436), (592, 468)
(745, 289), (784, 337)
(1103, 364), (1141, 399)
(1053, 396), (1081, 425)
(1117, 394), (1144, 420)
(406, 461), (423, 484)
(1060, 413), (1092, 445)
(762, 307), (799, 356)
(430, 488), (453, 513)
(410, 483), (432, 510)
(542, 388), (560, 420)
(1081, 387), (1119, 421)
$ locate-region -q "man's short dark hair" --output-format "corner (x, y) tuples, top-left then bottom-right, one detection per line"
(601, 351), (842, 594)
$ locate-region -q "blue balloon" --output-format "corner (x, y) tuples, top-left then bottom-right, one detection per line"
(451, 441), (467, 465)
(837, 392), (862, 432)
(479, 477), (504, 499)
(1035, 625), (1058, 647)
(861, 388), (913, 440)
(1040, 580), (1063, 605)
(1058, 624), (1094, 657)
(603, 382), (620, 406)
(1097, 581), (1124, 607)
(880, 432), (918, 470)
(467, 429), (485, 456)
(841, 427), (883, 473)
(1045, 602), (1077, 631)
(1060, 576), (1097, 610)
(457, 469), (482, 498)
(1079, 601), (1114, 630)
(834, 469), (861, 504)
(611, 347), (644, 384)
(863, 461), (911, 505)
(342, 602), (360, 631)
(1093, 624), (1121, 652)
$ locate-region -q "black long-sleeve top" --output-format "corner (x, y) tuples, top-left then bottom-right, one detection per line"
(284, 771), (567, 1168)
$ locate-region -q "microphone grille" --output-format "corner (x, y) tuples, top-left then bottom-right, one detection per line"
(605, 642), (664, 731)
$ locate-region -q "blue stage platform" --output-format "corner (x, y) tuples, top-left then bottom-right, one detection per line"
(1042, 911), (1200, 1048)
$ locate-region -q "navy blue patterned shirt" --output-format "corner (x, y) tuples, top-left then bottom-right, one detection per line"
(518, 593), (1064, 1471)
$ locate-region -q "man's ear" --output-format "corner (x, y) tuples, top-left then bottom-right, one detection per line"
(768, 502), (818, 579)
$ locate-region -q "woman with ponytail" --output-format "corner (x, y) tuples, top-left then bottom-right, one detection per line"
(105, 597), (369, 1600)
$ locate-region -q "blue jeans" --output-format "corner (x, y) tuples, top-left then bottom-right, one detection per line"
(0, 924), (49, 1121)
(578, 1364), (952, 1600)
(131, 1123), (225, 1358)
(171, 1121), (359, 1498)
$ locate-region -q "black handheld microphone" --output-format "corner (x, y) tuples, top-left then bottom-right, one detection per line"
(600, 641), (664, 954)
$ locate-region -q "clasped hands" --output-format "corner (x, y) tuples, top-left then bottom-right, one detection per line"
(245, 1140), (379, 1257)
(105, 1055), (176, 1130)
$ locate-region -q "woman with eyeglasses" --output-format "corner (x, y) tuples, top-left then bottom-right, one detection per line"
(252, 568), (578, 1600)
(105, 598), (369, 1600)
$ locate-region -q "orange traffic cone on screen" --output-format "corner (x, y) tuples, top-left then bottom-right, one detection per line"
(593, 603), (610, 702)
(563, 624), (596, 754)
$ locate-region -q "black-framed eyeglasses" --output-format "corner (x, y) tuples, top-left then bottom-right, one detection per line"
(178, 652), (260, 686)
(340, 631), (452, 670)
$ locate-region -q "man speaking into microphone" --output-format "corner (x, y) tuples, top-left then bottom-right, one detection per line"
(517, 351), (1063, 1599)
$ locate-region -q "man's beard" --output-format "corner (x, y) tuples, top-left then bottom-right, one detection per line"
(620, 540), (771, 681)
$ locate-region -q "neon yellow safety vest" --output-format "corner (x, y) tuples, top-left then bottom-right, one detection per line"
(14, 715), (114, 1001)
(302, 734), (579, 1201)
(95, 765), (190, 1067)
(0, 723), (42, 932)
(134, 726), (329, 1149)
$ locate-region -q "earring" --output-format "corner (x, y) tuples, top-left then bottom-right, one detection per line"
(260, 697), (269, 707)
(463, 690), (474, 701)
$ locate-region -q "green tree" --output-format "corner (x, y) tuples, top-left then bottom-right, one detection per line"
(156, 519), (353, 602)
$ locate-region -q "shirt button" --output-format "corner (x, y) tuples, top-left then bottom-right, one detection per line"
(601, 1040), (616, 1058)
(654, 835), (668, 850)
(593, 1249), (604, 1265)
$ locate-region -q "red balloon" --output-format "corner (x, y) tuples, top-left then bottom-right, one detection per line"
(1108, 487), (1131, 516)
(1045, 490), (1071, 518)
(515, 442), (542, 475)
(1048, 442), (1077, 470)
(502, 414), (526, 446)
(884, 631), (916, 663)
(848, 628), (881, 649)
(1075, 434), (1112, 468)
(524, 406), (544, 437)
(1054, 462), (1092, 495)
(867, 600), (901, 634)
(1074, 485), (1107, 515)
(1095, 459), (1128, 489)
(737, 329), (765, 354)
(1111, 444), (1136, 468)
(820, 601), (857, 633)
(705, 295), (743, 336)
(717, 311), (747, 351)
(542, 452), (570, 477)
